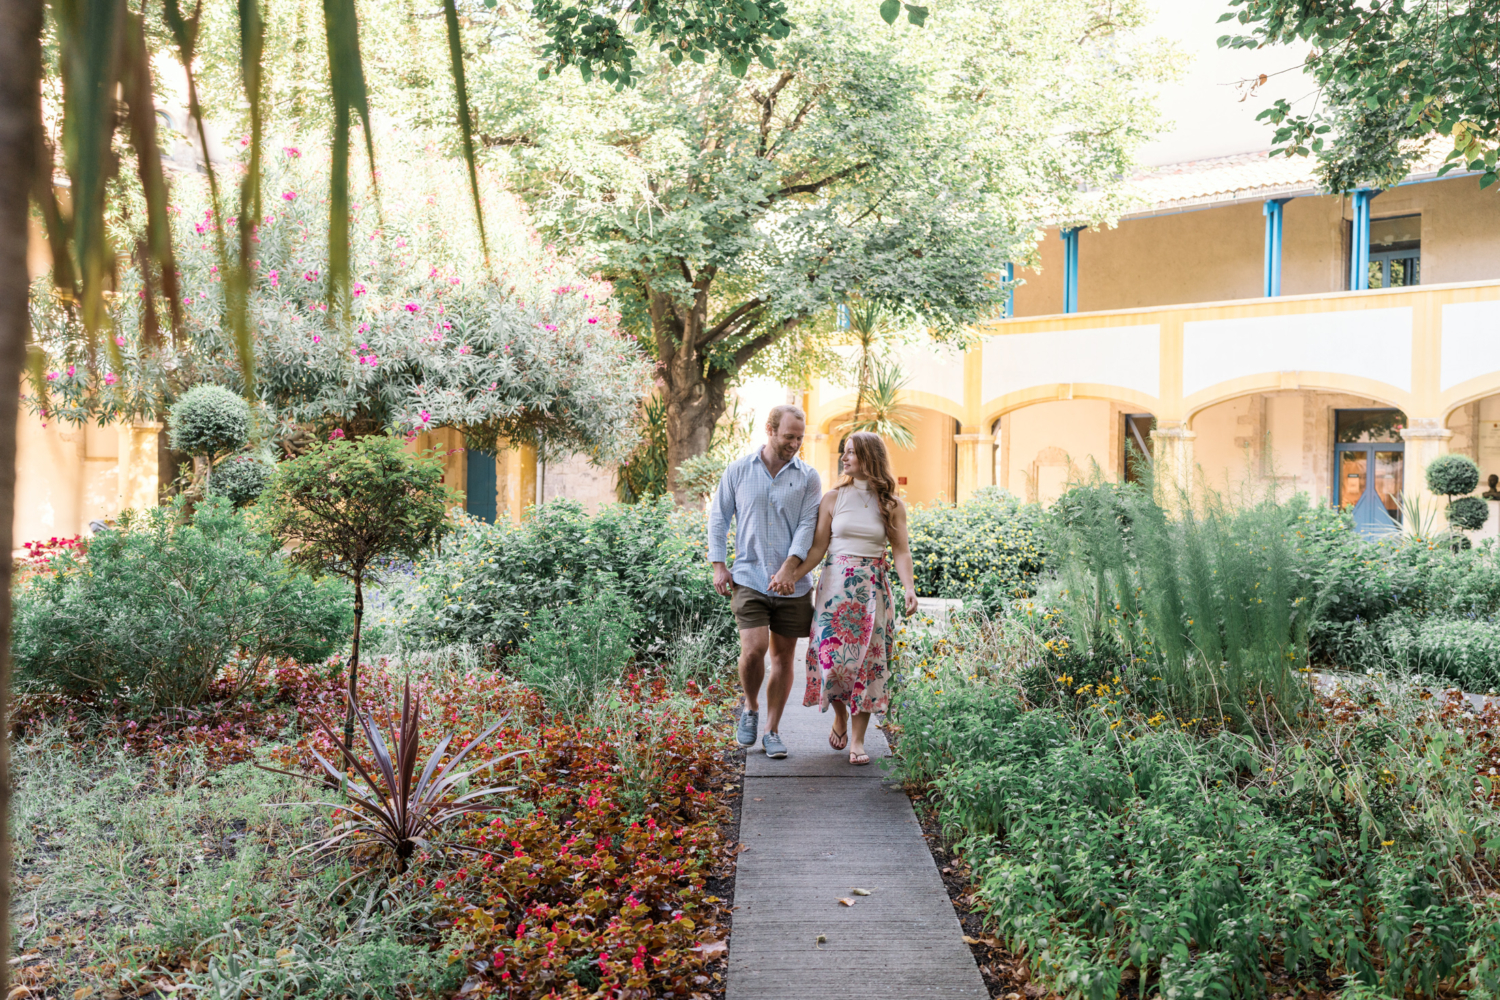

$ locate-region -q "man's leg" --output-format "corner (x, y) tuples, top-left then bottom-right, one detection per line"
(763, 631), (799, 735)
(738, 625), (771, 714)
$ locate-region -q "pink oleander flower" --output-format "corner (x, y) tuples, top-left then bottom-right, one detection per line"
(283, 146), (300, 158)
(395, 238), (407, 249)
(312, 335), (321, 344)
(352, 281), (366, 297)
(104, 372), (118, 386)
(45, 371), (57, 381)
(66, 364), (75, 377)
(357, 322), (370, 335)
(268, 270), (280, 288)
(419, 409), (431, 425)
(303, 270), (319, 282)
(404, 302), (420, 313)
(587, 317), (599, 324)
(458, 344), (471, 355)
(330, 428), (346, 440)
(115, 335), (126, 347)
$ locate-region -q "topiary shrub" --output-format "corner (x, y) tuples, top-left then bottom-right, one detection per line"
(169, 384), (250, 459)
(1426, 453), (1480, 498)
(211, 455), (273, 506)
(1447, 494), (1490, 531)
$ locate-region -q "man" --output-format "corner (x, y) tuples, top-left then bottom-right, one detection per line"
(708, 404), (822, 758)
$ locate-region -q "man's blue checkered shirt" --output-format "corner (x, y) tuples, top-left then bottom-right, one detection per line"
(707, 450), (823, 598)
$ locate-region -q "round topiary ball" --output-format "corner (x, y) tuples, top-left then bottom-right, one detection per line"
(169, 384), (250, 458)
(1425, 453), (1480, 498)
(1447, 494), (1490, 531)
(210, 455), (272, 506)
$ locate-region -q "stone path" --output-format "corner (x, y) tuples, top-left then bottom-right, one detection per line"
(726, 639), (988, 1000)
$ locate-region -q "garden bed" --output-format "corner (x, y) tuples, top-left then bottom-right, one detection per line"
(11, 659), (743, 1000)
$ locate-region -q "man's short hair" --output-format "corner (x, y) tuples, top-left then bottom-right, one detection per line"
(766, 404), (806, 432)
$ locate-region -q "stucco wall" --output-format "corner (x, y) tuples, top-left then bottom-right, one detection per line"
(1012, 176), (1500, 317)
(999, 399), (1123, 504)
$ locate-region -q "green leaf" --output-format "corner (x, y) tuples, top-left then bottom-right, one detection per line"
(905, 3), (928, 26)
(729, 55), (750, 76)
(1481, 171), (1497, 190)
(689, 47), (705, 64)
(879, 0), (900, 24)
(757, 46), (775, 69)
(669, 48), (682, 65)
(580, 58), (593, 81)
(743, 1), (761, 23)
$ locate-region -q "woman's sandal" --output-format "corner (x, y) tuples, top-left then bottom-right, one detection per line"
(848, 750), (871, 766)
(828, 724), (849, 751)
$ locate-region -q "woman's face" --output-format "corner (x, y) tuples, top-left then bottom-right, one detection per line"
(842, 440), (863, 478)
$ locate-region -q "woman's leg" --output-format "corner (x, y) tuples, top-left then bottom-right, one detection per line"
(829, 699), (849, 749)
(849, 710), (872, 764)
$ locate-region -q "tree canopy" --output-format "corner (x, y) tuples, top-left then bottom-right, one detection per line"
(1220, 0), (1500, 192)
(471, 0), (1169, 499)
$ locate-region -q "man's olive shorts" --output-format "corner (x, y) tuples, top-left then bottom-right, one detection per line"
(730, 584), (814, 638)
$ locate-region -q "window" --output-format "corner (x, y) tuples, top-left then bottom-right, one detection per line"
(1368, 214), (1421, 289)
(1333, 408), (1406, 535)
(1123, 413), (1154, 484)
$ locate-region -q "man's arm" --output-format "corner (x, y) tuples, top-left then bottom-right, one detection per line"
(708, 463), (736, 596)
(787, 467), (823, 563)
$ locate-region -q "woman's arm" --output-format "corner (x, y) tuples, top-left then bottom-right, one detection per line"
(887, 498), (919, 616)
(769, 490), (837, 593)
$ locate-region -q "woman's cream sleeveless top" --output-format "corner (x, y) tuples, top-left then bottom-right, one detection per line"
(828, 480), (888, 557)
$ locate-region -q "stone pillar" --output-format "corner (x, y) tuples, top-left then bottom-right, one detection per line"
(953, 429), (992, 503)
(1401, 418), (1452, 534)
(117, 420), (163, 513)
(1150, 424), (1196, 504)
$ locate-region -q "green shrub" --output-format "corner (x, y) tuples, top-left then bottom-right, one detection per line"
(210, 454), (272, 506)
(395, 496), (733, 659)
(168, 384), (250, 458)
(13, 496), (351, 708)
(1449, 494), (1490, 531)
(907, 487), (1047, 607)
(1381, 615), (1500, 691)
(511, 587), (641, 715)
(1427, 453), (1481, 498)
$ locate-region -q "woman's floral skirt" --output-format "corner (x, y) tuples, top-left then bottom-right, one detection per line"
(802, 554), (894, 715)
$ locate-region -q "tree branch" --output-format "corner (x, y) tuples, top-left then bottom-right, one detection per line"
(765, 84), (829, 157)
(702, 296), (766, 345)
(479, 133), (535, 148)
(731, 316), (801, 371)
(750, 71), (796, 158)
(767, 161), (870, 204)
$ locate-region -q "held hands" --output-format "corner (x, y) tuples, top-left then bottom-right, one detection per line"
(768, 568), (797, 595)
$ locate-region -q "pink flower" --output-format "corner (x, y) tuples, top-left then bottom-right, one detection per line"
(352, 281), (366, 297)
(419, 409), (431, 425)
(268, 270), (280, 288)
(115, 335), (125, 347)
(45, 371), (57, 381)
(433, 879), (446, 891)
(282, 191), (297, 201)
(357, 323), (370, 335)
(104, 372), (118, 386)
(329, 428), (346, 440)
(395, 238), (407, 249)
(66, 364), (75, 377)
(458, 345), (471, 355)
(587, 317), (599, 324)
(283, 146), (300, 158)
(543, 323), (558, 332)
(303, 270), (319, 282)
(312, 335), (321, 344)
(404, 302), (420, 313)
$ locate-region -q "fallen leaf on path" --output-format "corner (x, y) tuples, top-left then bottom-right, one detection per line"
(691, 940), (727, 960)
(752, 797), (763, 801)
(814, 934), (827, 949)
(73, 988), (95, 1000)
(7, 987), (35, 1000)
(7, 955), (40, 966)
(837, 897), (856, 906)
(851, 888), (872, 895)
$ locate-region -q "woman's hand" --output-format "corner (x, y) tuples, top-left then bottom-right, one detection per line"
(904, 590), (919, 617)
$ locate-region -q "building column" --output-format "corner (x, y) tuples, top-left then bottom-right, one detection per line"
(496, 442), (539, 523)
(1061, 227), (1081, 313)
(1401, 418), (1452, 533)
(1350, 188), (1380, 290)
(1263, 198), (1291, 297)
(117, 420), (162, 514)
(1150, 423), (1196, 503)
(953, 429), (992, 503)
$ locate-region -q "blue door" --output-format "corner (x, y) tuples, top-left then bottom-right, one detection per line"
(1335, 443), (1403, 536)
(465, 449), (497, 523)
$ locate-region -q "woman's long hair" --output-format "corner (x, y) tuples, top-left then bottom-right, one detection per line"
(837, 431), (900, 535)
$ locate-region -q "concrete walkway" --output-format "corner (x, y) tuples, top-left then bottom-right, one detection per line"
(727, 639), (988, 1000)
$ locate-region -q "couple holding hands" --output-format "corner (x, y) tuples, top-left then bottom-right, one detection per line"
(708, 405), (918, 765)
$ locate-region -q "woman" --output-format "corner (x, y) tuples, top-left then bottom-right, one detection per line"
(780, 431), (917, 765)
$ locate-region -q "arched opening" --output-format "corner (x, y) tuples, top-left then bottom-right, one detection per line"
(993, 397), (1140, 505)
(826, 406), (958, 507)
(1445, 395), (1500, 544)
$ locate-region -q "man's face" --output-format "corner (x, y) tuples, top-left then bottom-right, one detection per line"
(767, 416), (805, 462)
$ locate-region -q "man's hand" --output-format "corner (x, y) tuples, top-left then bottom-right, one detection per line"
(769, 568), (796, 595)
(713, 562), (733, 597)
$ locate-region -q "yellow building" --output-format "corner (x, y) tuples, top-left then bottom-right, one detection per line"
(806, 151), (1500, 534)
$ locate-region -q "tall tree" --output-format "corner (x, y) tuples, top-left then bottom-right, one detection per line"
(1221, 0), (1500, 191)
(479, 0), (1170, 502)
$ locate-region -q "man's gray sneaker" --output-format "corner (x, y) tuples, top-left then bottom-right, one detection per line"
(736, 709), (759, 747)
(762, 731), (788, 759)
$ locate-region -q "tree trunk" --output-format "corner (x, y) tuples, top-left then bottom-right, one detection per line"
(658, 301), (729, 506)
(0, 0), (42, 991)
(344, 572), (364, 750)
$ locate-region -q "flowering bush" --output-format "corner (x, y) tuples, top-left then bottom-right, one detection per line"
(28, 145), (651, 462)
